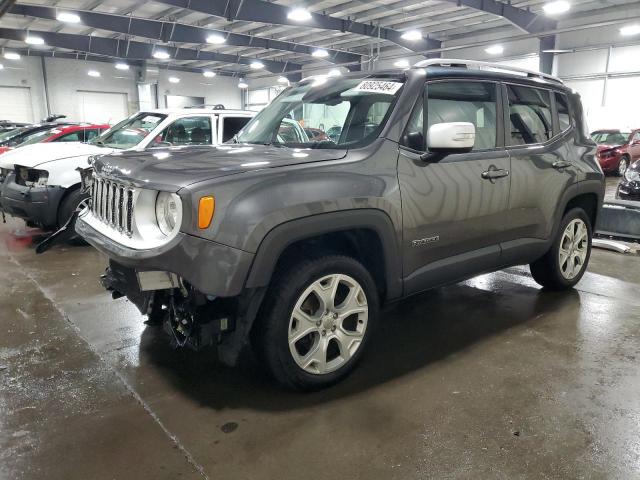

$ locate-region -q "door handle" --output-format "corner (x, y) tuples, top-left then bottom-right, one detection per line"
(552, 160), (572, 170)
(481, 168), (510, 180)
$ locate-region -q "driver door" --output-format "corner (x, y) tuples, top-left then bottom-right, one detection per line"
(398, 79), (511, 295)
(629, 131), (640, 162)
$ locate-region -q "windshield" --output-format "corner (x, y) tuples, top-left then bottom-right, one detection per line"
(236, 76), (403, 149)
(91, 113), (167, 149)
(19, 127), (60, 146)
(591, 131), (630, 145)
(0, 127), (29, 143)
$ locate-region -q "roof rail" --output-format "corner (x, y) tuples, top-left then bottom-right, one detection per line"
(185, 104), (227, 110)
(413, 58), (563, 85)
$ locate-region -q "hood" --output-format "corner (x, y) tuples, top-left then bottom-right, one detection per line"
(0, 142), (114, 169)
(93, 143), (348, 190)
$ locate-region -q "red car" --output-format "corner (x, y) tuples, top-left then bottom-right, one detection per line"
(591, 129), (640, 176)
(0, 123), (110, 155)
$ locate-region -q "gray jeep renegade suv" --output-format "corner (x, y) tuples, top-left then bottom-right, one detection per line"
(76, 60), (605, 390)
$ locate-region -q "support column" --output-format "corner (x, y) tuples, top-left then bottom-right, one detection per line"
(539, 35), (556, 74)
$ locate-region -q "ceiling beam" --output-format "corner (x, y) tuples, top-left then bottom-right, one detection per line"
(0, 28), (303, 79)
(9, 3), (363, 67)
(436, 0), (556, 34)
(152, 0), (442, 54)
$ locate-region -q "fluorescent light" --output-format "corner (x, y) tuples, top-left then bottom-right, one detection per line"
(542, 49), (573, 54)
(168, 76), (180, 83)
(250, 61), (264, 69)
(400, 30), (422, 41)
(238, 79), (248, 89)
(620, 24), (640, 36)
(57, 12), (81, 23)
(0, 64), (3, 70)
(153, 50), (170, 60)
(206, 33), (226, 44)
(277, 76), (289, 84)
(115, 63), (129, 70)
(287, 8), (312, 21)
(312, 48), (329, 58)
(394, 59), (410, 68)
(327, 69), (342, 77)
(3, 52), (20, 60)
(25, 36), (45, 45)
(543, 0), (570, 15)
(485, 44), (504, 55)
(203, 70), (216, 78)
(87, 70), (100, 77)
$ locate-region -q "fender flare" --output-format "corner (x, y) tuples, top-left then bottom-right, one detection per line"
(244, 209), (403, 301)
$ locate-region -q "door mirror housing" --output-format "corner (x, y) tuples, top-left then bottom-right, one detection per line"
(427, 122), (475, 153)
(403, 131), (424, 151)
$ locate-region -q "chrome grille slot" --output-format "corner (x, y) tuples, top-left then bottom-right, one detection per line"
(90, 176), (135, 237)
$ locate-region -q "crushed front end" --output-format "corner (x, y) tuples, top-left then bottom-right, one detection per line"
(75, 164), (262, 365)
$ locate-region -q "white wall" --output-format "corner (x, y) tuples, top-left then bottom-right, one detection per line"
(151, 70), (242, 110)
(0, 56), (47, 122)
(44, 58), (139, 124)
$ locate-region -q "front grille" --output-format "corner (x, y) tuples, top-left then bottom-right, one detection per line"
(91, 176), (135, 236)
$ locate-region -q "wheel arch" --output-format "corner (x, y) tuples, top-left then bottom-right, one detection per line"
(244, 209), (403, 303)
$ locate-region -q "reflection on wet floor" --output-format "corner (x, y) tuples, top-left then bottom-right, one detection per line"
(1, 215), (640, 480)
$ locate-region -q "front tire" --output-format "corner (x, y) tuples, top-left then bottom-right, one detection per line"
(530, 208), (592, 290)
(617, 155), (630, 177)
(57, 187), (89, 243)
(253, 254), (379, 391)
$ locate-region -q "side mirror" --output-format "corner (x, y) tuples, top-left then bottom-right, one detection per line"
(427, 122), (475, 152)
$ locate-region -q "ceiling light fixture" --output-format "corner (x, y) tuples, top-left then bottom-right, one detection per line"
(312, 48), (329, 58)
(3, 52), (20, 60)
(277, 76), (289, 84)
(327, 69), (342, 77)
(206, 33), (226, 44)
(394, 59), (410, 68)
(485, 44), (504, 55)
(0, 64), (3, 70)
(57, 12), (81, 23)
(115, 63), (129, 70)
(543, 0), (570, 15)
(87, 70), (100, 77)
(25, 36), (45, 45)
(287, 8), (312, 21)
(250, 61), (264, 69)
(541, 49), (573, 54)
(153, 50), (171, 60)
(620, 24), (640, 36)
(400, 30), (422, 41)
(238, 79), (248, 89)
(168, 76), (180, 83)
(203, 70), (216, 78)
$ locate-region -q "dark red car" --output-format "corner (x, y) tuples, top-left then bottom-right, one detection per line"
(0, 123), (110, 155)
(304, 127), (329, 142)
(591, 129), (640, 176)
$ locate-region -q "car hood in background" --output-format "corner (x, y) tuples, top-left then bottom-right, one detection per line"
(596, 144), (624, 154)
(92, 144), (349, 191)
(0, 142), (114, 169)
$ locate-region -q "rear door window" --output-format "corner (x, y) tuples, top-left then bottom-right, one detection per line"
(507, 85), (552, 145)
(221, 116), (252, 142)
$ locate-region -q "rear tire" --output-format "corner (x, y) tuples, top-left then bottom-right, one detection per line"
(57, 187), (89, 244)
(252, 254), (379, 391)
(530, 208), (592, 290)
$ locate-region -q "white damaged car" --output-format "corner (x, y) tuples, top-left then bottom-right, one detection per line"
(0, 107), (254, 232)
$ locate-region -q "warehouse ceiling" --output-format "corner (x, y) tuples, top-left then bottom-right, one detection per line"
(0, 0), (638, 79)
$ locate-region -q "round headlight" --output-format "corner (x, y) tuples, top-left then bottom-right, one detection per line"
(155, 192), (181, 236)
(624, 169), (640, 183)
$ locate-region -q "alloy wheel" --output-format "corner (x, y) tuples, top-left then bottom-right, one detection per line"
(619, 158), (629, 176)
(558, 218), (589, 280)
(287, 274), (368, 375)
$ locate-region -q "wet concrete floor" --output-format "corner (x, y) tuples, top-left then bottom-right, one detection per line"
(1, 213), (639, 479)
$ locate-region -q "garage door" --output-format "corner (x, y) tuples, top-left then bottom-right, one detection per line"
(0, 86), (34, 122)
(77, 91), (128, 125)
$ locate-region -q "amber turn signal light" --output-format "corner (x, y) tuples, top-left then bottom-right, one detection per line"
(198, 196), (215, 229)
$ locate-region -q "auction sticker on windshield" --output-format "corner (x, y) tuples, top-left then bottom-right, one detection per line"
(354, 81), (403, 95)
